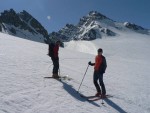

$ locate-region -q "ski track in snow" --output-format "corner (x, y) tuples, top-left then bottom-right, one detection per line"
(0, 32), (150, 113)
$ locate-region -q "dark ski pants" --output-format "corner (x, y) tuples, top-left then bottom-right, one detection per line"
(51, 57), (59, 74)
(93, 71), (106, 95)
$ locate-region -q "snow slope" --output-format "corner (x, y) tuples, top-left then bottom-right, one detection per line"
(0, 32), (150, 113)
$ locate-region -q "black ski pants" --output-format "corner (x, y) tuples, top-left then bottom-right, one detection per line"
(51, 57), (59, 74)
(93, 71), (106, 95)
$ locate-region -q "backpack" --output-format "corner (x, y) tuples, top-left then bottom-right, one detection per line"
(48, 43), (55, 57)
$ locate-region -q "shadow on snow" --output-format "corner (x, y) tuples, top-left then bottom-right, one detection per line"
(104, 98), (127, 113)
(47, 78), (127, 112)
(60, 80), (100, 107)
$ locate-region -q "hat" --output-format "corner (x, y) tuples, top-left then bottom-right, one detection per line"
(98, 48), (103, 52)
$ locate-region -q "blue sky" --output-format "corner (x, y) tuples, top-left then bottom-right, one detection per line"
(0, 0), (150, 33)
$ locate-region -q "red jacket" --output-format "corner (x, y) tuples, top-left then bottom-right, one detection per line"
(94, 55), (102, 71)
(53, 44), (59, 58)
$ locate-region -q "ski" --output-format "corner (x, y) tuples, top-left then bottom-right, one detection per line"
(44, 75), (72, 81)
(44, 77), (61, 81)
(80, 93), (113, 101)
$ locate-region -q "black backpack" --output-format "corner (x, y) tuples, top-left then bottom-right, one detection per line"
(48, 43), (55, 57)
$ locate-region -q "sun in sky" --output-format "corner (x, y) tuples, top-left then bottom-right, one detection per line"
(47, 16), (51, 20)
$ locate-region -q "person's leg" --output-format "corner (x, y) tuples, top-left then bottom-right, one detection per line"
(51, 57), (55, 74)
(54, 58), (59, 75)
(93, 71), (101, 94)
(99, 73), (106, 95)
(51, 57), (59, 77)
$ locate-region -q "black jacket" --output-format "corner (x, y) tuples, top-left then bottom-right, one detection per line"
(99, 55), (107, 74)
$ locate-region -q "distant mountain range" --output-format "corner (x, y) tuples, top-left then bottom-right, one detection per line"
(49, 11), (150, 42)
(0, 9), (149, 43)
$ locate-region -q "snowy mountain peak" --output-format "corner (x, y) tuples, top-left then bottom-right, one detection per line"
(19, 10), (33, 23)
(123, 22), (149, 34)
(0, 9), (49, 43)
(78, 11), (112, 27)
(88, 11), (109, 20)
(124, 22), (144, 30)
(49, 11), (117, 41)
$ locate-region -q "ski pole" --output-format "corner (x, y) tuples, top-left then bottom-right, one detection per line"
(59, 69), (60, 76)
(102, 98), (104, 105)
(77, 64), (89, 93)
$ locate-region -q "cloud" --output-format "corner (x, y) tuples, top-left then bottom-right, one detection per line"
(47, 16), (51, 20)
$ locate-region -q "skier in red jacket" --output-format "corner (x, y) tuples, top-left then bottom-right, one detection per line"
(89, 48), (107, 98)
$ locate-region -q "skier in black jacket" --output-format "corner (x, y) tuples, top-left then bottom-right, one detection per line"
(48, 41), (61, 78)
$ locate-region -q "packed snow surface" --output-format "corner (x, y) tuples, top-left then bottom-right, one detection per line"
(0, 32), (150, 113)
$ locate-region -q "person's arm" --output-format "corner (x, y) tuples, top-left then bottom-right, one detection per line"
(103, 57), (107, 73)
(88, 61), (95, 66)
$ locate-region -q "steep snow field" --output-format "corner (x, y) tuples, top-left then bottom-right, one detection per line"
(0, 32), (150, 113)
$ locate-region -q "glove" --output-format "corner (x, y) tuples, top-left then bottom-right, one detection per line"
(88, 61), (92, 65)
